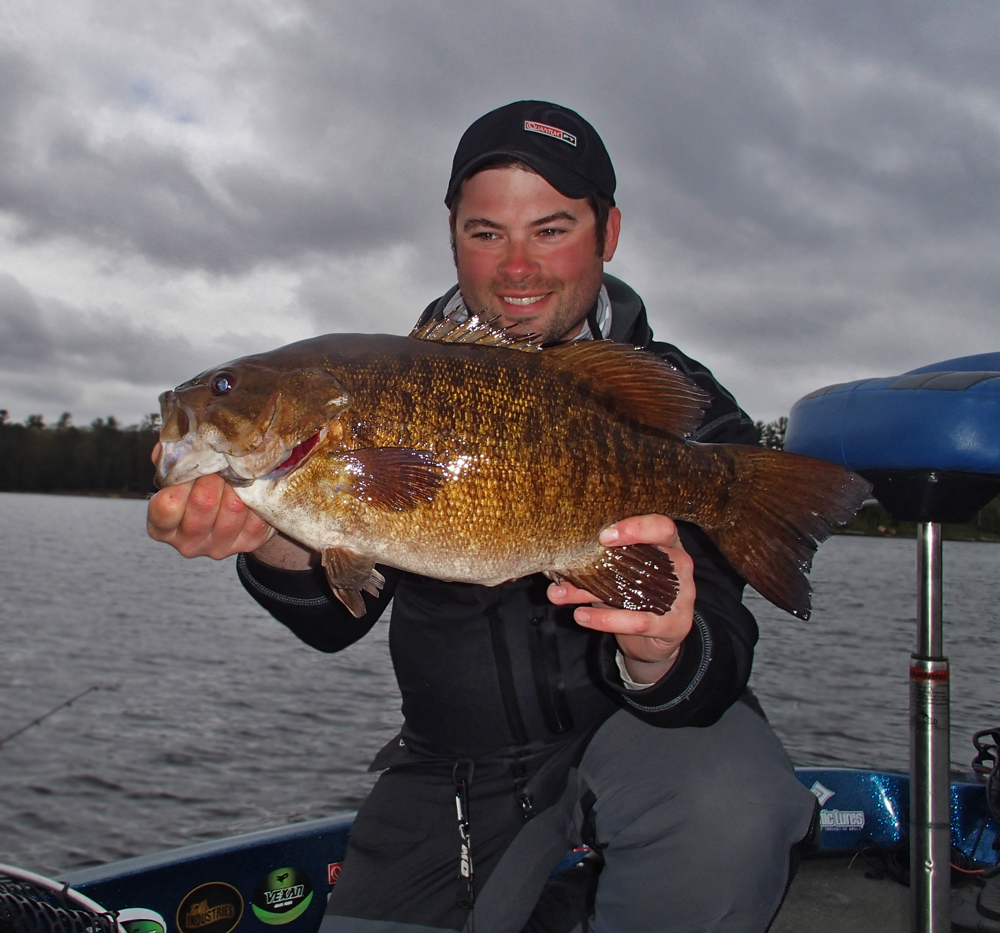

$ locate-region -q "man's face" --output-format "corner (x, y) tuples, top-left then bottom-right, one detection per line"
(451, 168), (621, 343)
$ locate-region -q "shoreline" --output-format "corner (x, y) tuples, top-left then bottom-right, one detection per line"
(0, 488), (153, 500)
(3, 490), (998, 543)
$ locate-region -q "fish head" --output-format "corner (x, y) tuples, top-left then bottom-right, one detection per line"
(155, 354), (350, 488)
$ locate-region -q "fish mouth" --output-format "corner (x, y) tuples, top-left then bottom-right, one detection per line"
(155, 436), (229, 488)
(156, 426), (327, 489)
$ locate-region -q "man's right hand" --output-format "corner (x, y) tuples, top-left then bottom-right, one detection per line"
(147, 473), (275, 560)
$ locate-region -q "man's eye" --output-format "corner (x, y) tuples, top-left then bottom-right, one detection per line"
(538, 228), (566, 237)
(472, 231), (499, 241)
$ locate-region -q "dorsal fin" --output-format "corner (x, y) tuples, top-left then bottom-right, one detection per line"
(410, 310), (708, 436)
(410, 310), (543, 352)
(545, 341), (709, 436)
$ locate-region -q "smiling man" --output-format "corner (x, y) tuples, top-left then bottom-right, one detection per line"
(147, 101), (817, 933)
(451, 168), (618, 343)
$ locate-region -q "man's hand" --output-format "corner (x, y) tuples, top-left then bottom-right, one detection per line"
(147, 472), (275, 559)
(146, 444), (325, 569)
(547, 514), (695, 686)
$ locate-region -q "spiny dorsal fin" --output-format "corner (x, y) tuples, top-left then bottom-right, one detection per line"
(410, 310), (543, 352)
(545, 341), (710, 437)
(410, 310), (707, 436)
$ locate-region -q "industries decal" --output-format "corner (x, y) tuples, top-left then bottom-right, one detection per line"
(176, 882), (244, 933)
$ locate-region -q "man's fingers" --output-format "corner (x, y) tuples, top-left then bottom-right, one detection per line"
(175, 474), (230, 541)
(574, 605), (666, 635)
(147, 481), (195, 538)
(206, 482), (255, 540)
(599, 514), (679, 550)
(147, 472), (275, 559)
(573, 605), (688, 665)
(232, 509), (277, 553)
(547, 580), (600, 605)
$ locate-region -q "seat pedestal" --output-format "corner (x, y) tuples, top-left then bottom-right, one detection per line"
(910, 522), (950, 933)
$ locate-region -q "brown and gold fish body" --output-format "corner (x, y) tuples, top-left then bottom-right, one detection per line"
(156, 315), (870, 619)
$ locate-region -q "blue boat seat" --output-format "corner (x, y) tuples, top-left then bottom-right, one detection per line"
(784, 352), (1000, 522)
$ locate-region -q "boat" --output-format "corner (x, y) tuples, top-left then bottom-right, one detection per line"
(4, 352), (1000, 933)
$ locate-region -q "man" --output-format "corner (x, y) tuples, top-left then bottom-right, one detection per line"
(148, 101), (817, 933)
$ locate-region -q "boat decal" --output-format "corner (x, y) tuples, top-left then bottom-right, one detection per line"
(819, 808), (866, 829)
(809, 780), (835, 806)
(251, 867), (314, 925)
(176, 882), (244, 933)
(116, 907), (167, 933)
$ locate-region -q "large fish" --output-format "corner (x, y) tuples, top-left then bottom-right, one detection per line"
(155, 314), (870, 620)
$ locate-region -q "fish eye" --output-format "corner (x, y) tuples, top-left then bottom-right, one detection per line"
(210, 372), (235, 395)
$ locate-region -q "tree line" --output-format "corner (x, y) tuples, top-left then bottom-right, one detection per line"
(0, 410), (160, 495)
(2, 410), (790, 496)
(2, 409), (998, 538)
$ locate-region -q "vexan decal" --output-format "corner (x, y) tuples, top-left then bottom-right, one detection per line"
(251, 867), (314, 925)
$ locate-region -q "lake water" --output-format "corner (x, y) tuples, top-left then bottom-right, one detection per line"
(1, 493), (999, 877)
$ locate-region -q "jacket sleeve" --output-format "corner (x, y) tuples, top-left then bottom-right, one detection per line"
(595, 340), (761, 726)
(236, 552), (402, 653)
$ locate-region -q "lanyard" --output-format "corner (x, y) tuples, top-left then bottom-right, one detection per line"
(453, 760), (475, 909)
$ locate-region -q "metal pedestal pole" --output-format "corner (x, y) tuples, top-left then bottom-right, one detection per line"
(910, 521), (951, 932)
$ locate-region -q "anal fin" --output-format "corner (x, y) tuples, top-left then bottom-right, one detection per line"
(558, 545), (678, 614)
(321, 547), (385, 619)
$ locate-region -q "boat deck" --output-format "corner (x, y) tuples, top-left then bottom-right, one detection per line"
(772, 856), (909, 932)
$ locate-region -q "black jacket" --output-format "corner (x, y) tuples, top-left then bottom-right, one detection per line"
(237, 275), (761, 757)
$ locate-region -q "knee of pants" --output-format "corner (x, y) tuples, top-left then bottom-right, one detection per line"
(578, 705), (817, 860)
(586, 763), (816, 933)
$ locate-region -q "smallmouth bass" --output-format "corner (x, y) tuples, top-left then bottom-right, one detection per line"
(155, 314), (870, 619)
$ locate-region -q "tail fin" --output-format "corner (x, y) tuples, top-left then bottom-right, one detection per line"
(706, 446), (871, 620)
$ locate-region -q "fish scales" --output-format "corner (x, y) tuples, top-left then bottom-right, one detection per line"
(156, 316), (871, 619)
(266, 342), (673, 577)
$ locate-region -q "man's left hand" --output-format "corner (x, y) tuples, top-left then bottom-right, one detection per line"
(547, 514), (695, 687)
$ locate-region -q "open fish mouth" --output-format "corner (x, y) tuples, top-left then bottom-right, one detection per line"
(155, 435), (229, 488)
(157, 426), (328, 489)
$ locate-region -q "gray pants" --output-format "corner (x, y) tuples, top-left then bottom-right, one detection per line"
(322, 702), (817, 933)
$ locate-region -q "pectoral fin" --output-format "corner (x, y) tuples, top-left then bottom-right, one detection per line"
(558, 545), (679, 614)
(323, 447), (445, 511)
(321, 547), (385, 619)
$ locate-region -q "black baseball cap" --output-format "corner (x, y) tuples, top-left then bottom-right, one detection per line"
(445, 100), (616, 207)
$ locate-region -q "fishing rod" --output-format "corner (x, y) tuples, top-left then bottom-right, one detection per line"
(0, 686), (101, 750)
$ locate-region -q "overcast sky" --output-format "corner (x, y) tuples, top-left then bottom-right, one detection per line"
(1, 0), (998, 427)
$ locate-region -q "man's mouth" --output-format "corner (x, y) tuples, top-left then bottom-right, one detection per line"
(500, 294), (547, 306)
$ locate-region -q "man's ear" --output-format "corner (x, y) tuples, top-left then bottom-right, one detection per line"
(603, 207), (622, 262)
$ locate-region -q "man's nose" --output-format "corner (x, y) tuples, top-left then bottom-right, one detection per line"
(498, 238), (539, 280)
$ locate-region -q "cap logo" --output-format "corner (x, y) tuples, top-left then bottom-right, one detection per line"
(523, 121), (577, 147)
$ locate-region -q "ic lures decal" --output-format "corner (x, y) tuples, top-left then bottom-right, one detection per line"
(176, 883), (244, 933)
(251, 867), (314, 925)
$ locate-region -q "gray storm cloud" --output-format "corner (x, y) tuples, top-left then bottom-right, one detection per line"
(0, 0), (998, 423)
